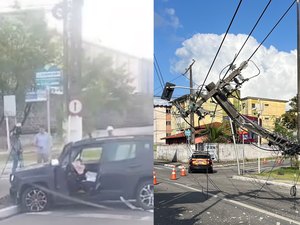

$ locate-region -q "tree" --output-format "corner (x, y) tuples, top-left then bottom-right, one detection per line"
(202, 122), (231, 143)
(279, 96), (297, 130)
(80, 54), (135, 136)
(0, 11), (62, 129)
(274, 96), (298, 167)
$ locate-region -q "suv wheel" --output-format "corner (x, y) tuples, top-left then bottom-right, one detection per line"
(136, 181), (153, 210)
(21, 187), (49, 212)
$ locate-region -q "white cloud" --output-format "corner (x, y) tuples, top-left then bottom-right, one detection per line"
(165, 8), (181, 29)
(155, 7), (181, 29)
(172, 33), (296, 101)
(165, 8), (175, 16)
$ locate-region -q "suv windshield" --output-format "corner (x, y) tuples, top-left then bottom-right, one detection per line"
(192, 154), (210, 159)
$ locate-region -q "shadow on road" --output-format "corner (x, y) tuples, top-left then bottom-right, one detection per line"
(154, 191), (220, 225)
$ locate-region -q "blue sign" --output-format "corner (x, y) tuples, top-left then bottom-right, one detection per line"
(35, 68), (63, 94)
(25, 90), (47, 103)
(184, 129), (191, 137)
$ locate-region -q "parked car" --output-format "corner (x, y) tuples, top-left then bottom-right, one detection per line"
(188, 152), (213, 173)
(10, 135), (153, 212)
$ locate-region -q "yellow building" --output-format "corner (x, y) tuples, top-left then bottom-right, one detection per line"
(169, 93), (287, 140)
(240, 96), (287, 131)
(170, 94), (241, 134)
(154, 98), (172, 144)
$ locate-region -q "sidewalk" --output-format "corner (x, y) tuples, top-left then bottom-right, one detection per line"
(0, 179), (12, 209)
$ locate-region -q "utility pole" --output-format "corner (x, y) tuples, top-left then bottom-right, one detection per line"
(297, 0), (300, 143)
(63, 0), (70, 119)
(183, 59), (196, 145)
(67, 0), (83, 142)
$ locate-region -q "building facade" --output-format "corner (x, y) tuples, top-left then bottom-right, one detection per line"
(154, 98), (172, 144)
(241, 96), (287, 131)
(163, 94), (287, 145)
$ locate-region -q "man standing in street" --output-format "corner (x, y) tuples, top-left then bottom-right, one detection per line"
(34, 125), (52, 163)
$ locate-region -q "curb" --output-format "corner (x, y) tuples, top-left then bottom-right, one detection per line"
(164, 164), (180, 168)
(232, 175), (296, 188)
(0, 205), (20, 220)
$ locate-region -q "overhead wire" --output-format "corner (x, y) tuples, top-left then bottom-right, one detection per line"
(221, 0), (272, 80)
(154, 60), (164, 91)
(195, 0), (244, 103)
(154, 54), (165, 85)
(247, 0), (296, 61)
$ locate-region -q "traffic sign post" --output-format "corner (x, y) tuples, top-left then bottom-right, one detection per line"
(67, 99), (83, 142)
(184, 129), (191, 137)
(68, 99), (82, 115)
(4, 95), (16, 152)
(35, 68), (63, 94)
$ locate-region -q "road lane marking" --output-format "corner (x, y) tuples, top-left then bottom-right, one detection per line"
(171, 182), (300, 225)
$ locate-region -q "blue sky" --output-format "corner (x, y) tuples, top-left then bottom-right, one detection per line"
(154, 0), (297, 100)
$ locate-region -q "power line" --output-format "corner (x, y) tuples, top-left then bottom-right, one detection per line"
(248, 0), (296, 61)
(154, 74), (182, 95)
(221, 0), (272, 80)
(154, 54), (165, 84)
(195, 0), (244, 102)
(154, 61), (164, 91)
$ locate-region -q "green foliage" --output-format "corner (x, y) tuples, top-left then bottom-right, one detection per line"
(81, 55), (135, 135)
(275, 96), (297, 138)
(258, 166), (300, 180)
(202, 123), (231, 143)
(0, 12), (61, 101)
(274, 118), (295, 140)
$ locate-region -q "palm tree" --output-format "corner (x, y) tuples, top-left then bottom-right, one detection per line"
(202, 123), (231, 143)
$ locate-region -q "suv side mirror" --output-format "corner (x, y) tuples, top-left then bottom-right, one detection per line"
(50, 159), (60, 166)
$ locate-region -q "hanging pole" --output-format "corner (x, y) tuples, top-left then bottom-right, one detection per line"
(5, 117), (10, 152)
(47, 87), (51, 135)
(229, 118), (240, 175)
(183, 59), (196, 145)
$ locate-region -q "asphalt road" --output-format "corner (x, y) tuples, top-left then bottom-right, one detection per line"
(0, 204), (153, 225)
(154, 162), (300, 225)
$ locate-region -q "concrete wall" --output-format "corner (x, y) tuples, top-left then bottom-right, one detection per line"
(155, 143), (277, 163)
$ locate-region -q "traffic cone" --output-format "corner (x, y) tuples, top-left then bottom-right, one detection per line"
(180, 165), (187, 176)
(153, 171), (158, 185)
(170, 167), (177, 180)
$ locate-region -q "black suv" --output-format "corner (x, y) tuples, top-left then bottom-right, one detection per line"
(10, 135), (153, 212)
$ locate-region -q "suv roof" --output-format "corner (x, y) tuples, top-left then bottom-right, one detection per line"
(72, 135), (152, 147)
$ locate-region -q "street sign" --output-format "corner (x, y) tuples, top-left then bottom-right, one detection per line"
(184, 129), (191, 137)
(35, 68), (63, 94)
(25, 90), (47, 102)
(3, 95), (16, 117)
(69, 99), (82, 115)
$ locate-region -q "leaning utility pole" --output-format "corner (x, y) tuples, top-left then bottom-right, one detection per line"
(183, 59), (196, 145)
